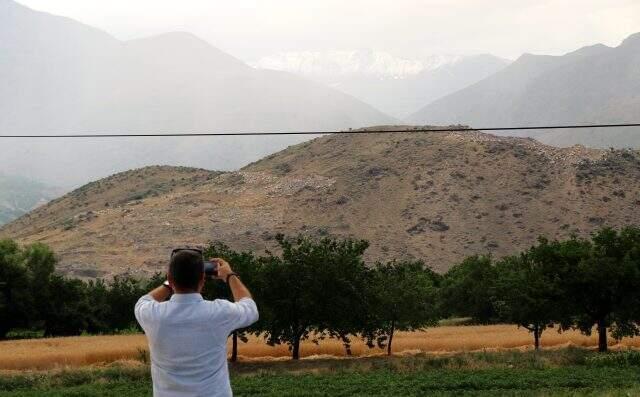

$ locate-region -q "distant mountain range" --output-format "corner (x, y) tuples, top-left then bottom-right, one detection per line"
(254, 51), (510, 118)
(408, 33), (640, 148)
(2, 0), (640, 193)
(253, 50), (463, 79)
(0, 0), (393, 186)
(0, 174), (61, 225)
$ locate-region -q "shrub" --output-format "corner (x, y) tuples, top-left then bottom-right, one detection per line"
(586, 351), (640, 367)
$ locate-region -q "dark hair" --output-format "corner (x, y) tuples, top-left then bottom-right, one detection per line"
(169, 250), (204, 291)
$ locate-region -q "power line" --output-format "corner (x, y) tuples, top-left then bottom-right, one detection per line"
(0, 123), (639, 138)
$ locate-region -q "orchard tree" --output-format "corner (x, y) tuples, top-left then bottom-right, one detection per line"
(493, 237), (574, 350)
(494, 254), (551, 350)
(363, 260), (439, 355)
(493, 236), (590, 350)
(569, 227), (640, 352)
(259, 234), (369, 359)
(439, 255), (497, 323)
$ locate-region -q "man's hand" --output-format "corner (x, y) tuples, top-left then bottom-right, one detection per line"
(211, 258), (233, 282)
(210, 257), (252, 301)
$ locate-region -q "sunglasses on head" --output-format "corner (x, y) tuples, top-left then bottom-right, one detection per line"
(171, 247), (203, 258)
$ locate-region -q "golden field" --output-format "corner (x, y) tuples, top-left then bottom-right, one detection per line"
(2, 324), (640, 371)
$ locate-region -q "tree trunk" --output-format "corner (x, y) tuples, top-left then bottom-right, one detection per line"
(533, 324), (540, 351)
(597, 319), (608, 352)
(230, 332), (238, 362)
(387, 320), (395, 356)
(292, 334), (301, 360)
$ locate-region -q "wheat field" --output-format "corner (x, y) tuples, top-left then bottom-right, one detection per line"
(2, 325), (640, 371)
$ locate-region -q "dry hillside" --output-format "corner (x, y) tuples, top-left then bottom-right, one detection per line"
(2, 129), (640, 278)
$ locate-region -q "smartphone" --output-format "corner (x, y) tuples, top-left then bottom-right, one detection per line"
(204, 260), (218, 278)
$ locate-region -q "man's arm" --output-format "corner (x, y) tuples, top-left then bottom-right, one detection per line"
(147, 283), (172, 302)
(211, 258), (259, 331)
(212, 258), (252, 301)
(134, 283), (170, 330)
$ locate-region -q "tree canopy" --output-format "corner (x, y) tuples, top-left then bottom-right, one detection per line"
(2, 226), (640, 356)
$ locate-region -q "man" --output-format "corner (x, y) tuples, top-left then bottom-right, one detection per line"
(135, 249), (258, 397)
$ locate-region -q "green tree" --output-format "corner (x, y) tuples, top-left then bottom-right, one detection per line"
(493, 239), (569, 350)
(85, 279), (112, 334)
(439, 255), (497, 323)
(21, 243), (93, 336)
(0, 240), (32, 338)
(569, 227), (640, 352)
(22, 243), (60, 336)
(362, 260), (440, 355)
(105, 275), (145, 331)
(43, 276), (91, 336)
(259, 234), (369, 359)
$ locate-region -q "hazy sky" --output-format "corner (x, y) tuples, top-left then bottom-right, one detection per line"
(17, 0), (640, 61)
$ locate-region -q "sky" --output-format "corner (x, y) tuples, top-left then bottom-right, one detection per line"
(16, 0), (640, 62)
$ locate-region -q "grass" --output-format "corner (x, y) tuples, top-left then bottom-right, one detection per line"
(1, 350), (640, 396)
(2, 324), (640, 371)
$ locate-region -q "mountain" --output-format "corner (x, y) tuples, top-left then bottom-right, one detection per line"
(2, 128), (639, 279)
(0, 0), (393, 187)
(253, 50), (461, 79)
(0, 174), (62, 225)
(254, 51), (509, 118)
(408, 33), (640, 148)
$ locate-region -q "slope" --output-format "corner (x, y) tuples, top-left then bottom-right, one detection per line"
(2, 129), (639, 278)
(408, 33), (640, 148)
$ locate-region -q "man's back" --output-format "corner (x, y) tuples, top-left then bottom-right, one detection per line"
(135, 293), (259, 397)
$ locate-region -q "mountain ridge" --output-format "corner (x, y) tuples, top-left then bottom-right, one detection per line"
(0, 0), (394, 187)
(407, 32), (640, 147)
(2, 129), (639, 279)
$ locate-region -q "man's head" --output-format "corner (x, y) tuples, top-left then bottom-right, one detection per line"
(168, 249), (205, 293)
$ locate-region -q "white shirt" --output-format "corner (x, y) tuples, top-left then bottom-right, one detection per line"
(134, 293), (259, 397)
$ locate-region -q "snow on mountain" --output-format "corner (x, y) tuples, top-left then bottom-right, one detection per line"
(253, 50), (463, 80)
(253, 50), (508, 118)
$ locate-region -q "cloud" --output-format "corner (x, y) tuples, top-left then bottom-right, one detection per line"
(15, 0), (640, 60)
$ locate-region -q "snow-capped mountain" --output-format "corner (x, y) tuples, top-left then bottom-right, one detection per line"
(253, 50), (463, 80)
(253, 50), (509, 118)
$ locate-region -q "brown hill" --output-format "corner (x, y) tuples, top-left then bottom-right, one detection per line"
(2, 129), (640, 278)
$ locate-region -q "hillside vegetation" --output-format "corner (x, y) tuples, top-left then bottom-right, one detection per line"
(2, 130), (640, 277)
